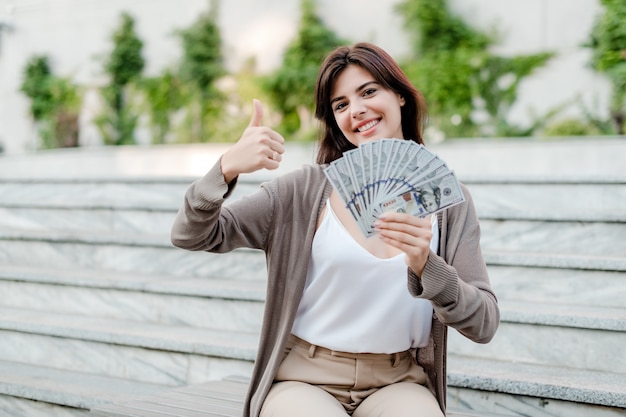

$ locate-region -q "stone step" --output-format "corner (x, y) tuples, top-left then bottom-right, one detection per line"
(484, 250), (626, 272)
(488, 265), (626, 309)
(2, 179), (624, 226)
(0, 229), (267, 279)
(448, 301), (626, 374)
(0, 205), (177, 234)
(480, 219), (626, 260)
(89, 376), (513, 417)
(1, 228), (623, 278)
(0, 359), (167, 415)
(1, 263), (622, 329)
(0, 178), (258, 210)
(1, 307), (623, 417)
(1, 289), (623, 380)
(466, 180), (626, 222)
(0, 265), (264, 332)
(0, 307), (257, 386)
(449, 387), (626, 417)
(0, 179), (259, 234)
(2, 265), (623, 373)
(447, 355), (626, 413)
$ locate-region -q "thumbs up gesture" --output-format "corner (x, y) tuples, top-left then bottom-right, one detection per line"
(220, 99), (286, 183)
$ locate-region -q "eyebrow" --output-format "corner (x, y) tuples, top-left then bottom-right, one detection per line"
(330, 80), (379, 105)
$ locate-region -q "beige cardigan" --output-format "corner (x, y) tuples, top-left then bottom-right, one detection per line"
(171, 160), (499, 417)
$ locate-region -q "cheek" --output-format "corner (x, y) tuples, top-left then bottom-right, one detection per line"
(334, 113), (350, 134)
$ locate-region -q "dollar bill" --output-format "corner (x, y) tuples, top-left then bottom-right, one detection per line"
(323, 138), (466, 237)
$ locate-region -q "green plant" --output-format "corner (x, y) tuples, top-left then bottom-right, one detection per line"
(139, 69), (185, 144)
(542, 118), (599, 137)
(263, 0), (346, 138)
(178, 0), (225, 142)
(397, 0), (553, 139)
(20, 55), (81, 149)
(97, 12), (145, 145)
(587, 0), (626, 134)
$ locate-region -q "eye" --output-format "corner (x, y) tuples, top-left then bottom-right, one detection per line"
(333, 101), (348, 112)
(363, 87), (377, 97)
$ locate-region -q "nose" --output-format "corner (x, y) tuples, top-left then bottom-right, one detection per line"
(351, 100), (366, 119)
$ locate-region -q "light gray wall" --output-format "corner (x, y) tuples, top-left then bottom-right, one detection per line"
(0, 0), (610, 154)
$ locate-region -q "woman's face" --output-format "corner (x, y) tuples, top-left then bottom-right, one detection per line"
(330, 65), (405, 147)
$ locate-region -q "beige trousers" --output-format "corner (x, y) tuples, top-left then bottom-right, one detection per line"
(260, 335), (444, 417)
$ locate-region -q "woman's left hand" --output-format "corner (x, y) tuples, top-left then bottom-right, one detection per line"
(374, 212), (433, 276)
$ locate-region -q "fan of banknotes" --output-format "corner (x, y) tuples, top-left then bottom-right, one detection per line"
(323, 138), (466, 237)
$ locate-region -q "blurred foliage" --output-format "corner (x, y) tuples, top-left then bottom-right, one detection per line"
(21, 56), (55, 120)
(542, 118), (600, 137)
(262, 0), (346, 138)
(20, 56), (81, 149)
(177, 0), (226, 142)
(207, 59), (274, 143)
(397, 0), (553, 139)
(139, 69), (186, 144)
(587, 0), (626, 134)
(96, 12), (145, 145)
(22, 0), (613, 149)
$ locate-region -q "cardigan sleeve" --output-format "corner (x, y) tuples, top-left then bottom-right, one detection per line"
(408, 186), (499, 344)
(170, 158), (276, 253)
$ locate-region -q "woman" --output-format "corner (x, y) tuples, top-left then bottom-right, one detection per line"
(171, 42), (499, 417)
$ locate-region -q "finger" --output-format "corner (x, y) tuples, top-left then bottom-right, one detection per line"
(378, 211), (425, 225)
(267, 129), (286, 146)
(249, 99), (263, 127)
(376, 219), (432, 244)
(378, 231), (431, 262)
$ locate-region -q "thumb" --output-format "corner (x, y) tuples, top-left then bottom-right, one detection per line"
(249, 99), (263, 127)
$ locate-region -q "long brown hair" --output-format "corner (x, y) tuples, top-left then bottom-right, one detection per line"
(314, 42), (428, 164)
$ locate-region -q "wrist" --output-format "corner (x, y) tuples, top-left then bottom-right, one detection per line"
(219, 154), (238, 184)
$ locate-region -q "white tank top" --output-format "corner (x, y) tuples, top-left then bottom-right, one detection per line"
(291, 200), (435, 353)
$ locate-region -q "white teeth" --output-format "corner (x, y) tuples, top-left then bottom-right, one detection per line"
(357, 120), (378, 132)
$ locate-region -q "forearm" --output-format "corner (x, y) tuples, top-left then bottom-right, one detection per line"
(408, 252), (499, 344)
(170, 159), (235, 251)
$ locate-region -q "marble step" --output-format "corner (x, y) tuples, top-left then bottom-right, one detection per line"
(480, 219), (626, 260)
(0, 179), (258, 234)
(0, 205), (178, 235)
(448, 301), (626, 374)
(0, 292), (623, 380)
(0, 307), (257, 386)
(0, 263), (622, 329)
(488, 265), (626, 309)
(1, 228), (623, 277)
(466, 180), (626, 222)
(87, 377), (512, 417)
(1, 261), (622, 326)
(0, 178), (258, 210)
(447, 355), (626, 416)
(484, 249), (626, 272)
(0, 265), (264, 332)
(0, 306), (623, 417)
(1, 179), (623, 231)
(2, 265), (623, 374)
(0, 229), (268, 279)
(0, 311), (626, 417)
(0, 359), (167, 416)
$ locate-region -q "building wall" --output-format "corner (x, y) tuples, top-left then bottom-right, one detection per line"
(0, 0), (611, 154)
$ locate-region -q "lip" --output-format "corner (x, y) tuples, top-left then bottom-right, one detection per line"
(353, 118), (380, 133)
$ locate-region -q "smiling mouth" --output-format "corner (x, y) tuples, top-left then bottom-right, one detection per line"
(356, 119), (379, 132)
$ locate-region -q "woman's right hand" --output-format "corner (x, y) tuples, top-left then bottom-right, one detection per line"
(220, 99), (285, 184)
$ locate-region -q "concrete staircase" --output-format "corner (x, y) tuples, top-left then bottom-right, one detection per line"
(0, 139), (624, 417)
